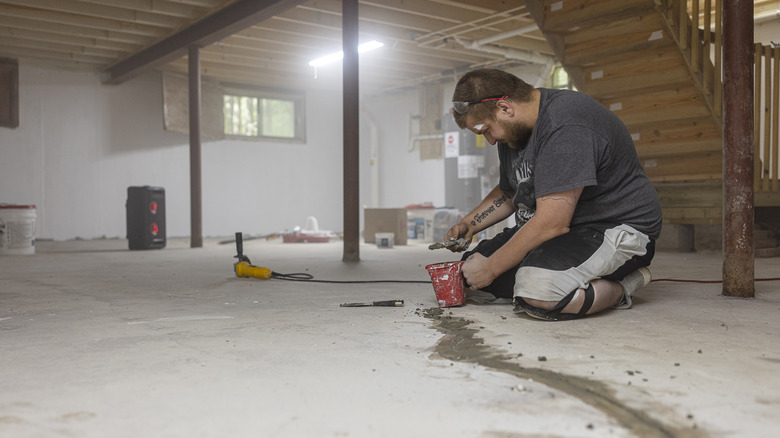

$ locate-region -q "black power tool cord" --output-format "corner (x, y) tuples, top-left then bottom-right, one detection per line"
(270, 272), (780, 285)
(235, 232), (780, 285)
(271, 273), (430, 284)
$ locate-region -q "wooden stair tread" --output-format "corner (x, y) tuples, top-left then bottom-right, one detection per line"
(635, 140), (722, 158)
(564, 33), (673, 66)
(656, 186), (722, 208)
(562, 14), (672, 66)
(599, 86), (711, 126)
(754, 229), (775, 240)
(755, 238), (779, 249)
(581, 48), (692, 97)
(661, 207), (721, 224)
(562, 12), (664, 44)
(755, 246), (780, 258)
(543, 0), (656, 33)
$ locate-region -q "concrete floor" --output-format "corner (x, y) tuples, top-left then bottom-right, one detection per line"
(1, 236), (779, 438)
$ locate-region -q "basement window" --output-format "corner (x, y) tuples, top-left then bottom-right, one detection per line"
(223, 88), (305, 142)
(547, 65), (576, 91)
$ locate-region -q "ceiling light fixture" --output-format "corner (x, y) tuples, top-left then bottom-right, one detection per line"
(308, 40), (384, 67)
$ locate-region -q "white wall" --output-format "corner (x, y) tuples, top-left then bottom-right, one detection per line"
(0, 60), (554, 241)
(361, 92), (446, 209)
(755, 18), (779, 44)
(0, 63), (449, 240)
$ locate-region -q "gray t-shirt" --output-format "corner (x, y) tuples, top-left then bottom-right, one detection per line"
(498, 88), (662, 239)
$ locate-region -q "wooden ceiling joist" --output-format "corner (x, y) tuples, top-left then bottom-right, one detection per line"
(104, 0), (308, 84)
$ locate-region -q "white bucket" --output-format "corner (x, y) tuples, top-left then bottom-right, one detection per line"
(375, 232), (394, 249)
(0, 204), (37, 255)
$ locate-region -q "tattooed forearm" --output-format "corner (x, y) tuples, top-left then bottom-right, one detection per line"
(473, 193), (511, 225)
(473, 205), (495, 224)
(492, 193), (509, 208)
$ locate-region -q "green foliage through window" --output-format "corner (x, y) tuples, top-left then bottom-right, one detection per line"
(223, 89), (304, 141)
(224, 95), (259, 136)
(261, 98), (295, 138)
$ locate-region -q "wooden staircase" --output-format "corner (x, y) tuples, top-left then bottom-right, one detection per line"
(524, 0), (780, 226)
(755, 226), (780, 257)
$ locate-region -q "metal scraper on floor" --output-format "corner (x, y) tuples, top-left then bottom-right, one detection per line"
(340, 300), (404, 307)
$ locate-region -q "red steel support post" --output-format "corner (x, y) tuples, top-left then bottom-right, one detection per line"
(722, 0), (754, 297)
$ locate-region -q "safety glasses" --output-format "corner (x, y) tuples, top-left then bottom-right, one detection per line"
(452, 95), (508, 115)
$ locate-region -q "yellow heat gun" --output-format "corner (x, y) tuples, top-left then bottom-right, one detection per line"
(232, 232), (315, 281)
(233, 232), (273, 279)
(234, 260), (273, 279)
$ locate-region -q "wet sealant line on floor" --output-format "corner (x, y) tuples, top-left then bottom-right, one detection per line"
(419, 308), (707, 438)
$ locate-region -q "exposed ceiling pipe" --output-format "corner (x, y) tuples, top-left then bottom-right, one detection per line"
(754, 8), (780, 23)
(452, 22), (553, 66)
(454, 36), (554, 65)
(473, 24), (539, 46)
(415, 6), (528, 47)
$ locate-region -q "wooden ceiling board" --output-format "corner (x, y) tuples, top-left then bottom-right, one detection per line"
(0, 0), (551, 92)
(0, 4), (171, 38)
(74, 0), (209, 19)
(0, 25), (139, 53)
(0, 0), (189, 29)
(0, 44), (110, 65)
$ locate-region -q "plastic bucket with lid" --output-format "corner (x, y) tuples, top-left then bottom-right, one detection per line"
(0, 204), (37, 255)
(375, 232), (395, 248)
(425, 261), (466, 308)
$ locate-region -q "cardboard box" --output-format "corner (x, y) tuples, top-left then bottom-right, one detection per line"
(364, 208), (407, 245)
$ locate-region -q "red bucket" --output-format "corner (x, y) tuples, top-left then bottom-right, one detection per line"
(425, 261), (466, 308)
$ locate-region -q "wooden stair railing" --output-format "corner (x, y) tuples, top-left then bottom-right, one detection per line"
(664, 0), (779, 202)
(660, 0), (723, 126)
(755, 42), (780, 198)
(525, 0), (780, 224)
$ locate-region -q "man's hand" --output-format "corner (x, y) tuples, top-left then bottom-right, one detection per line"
(461, 253), (496, 290)
(444, 223), (473, 252)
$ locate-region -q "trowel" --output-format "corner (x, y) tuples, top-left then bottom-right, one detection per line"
(428, 237), (468, 252)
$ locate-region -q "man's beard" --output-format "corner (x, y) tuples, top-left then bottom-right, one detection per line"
(500, 118), (533, 149)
